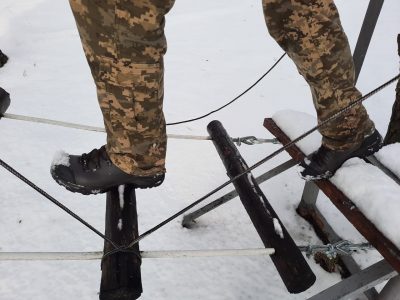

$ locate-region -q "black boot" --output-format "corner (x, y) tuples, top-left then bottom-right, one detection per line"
(300, 130), (383, 180)
(51, 146), (164, 195)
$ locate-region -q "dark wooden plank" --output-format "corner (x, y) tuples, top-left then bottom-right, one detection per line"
(100, 185), (142, 300)
(264, 117), (400, 273)
(208, 120), (316, 294)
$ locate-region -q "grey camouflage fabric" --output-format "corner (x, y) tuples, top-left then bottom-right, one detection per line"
(69, 0), (374, 175)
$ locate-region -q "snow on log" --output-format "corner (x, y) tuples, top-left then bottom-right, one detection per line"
(207, 120), (316, 294)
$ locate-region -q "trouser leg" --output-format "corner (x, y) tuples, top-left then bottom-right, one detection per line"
(262, 0), (375, 150)
(69, 0), (174, 175)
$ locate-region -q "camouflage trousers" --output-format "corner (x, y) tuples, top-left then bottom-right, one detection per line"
(69, 0), (174, 175)
(263, 0), (374, 150)
(69, 0), (374, 175)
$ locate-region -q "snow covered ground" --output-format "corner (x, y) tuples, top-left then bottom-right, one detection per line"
(0, 0), (399, 299)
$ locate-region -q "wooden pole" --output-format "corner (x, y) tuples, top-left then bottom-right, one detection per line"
(383, 34), (400, 145)
(207, 120), (316, 294)
(100, 185), (143, 300)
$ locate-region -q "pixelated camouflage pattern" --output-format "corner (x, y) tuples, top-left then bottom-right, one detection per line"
(70, 0), (375, 176)
(69, 0), (174, 175)
(263, 0), (375, 150)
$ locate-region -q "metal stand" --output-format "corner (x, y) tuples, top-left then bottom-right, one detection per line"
(378, 275), (400, 300)
(353, 0), (385, 83)
(182, 158), (296, 227)
(309, 260), (396, 300)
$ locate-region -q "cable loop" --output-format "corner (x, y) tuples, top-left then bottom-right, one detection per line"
(302, 240), (373, 259)
(232, 136), (280, 146)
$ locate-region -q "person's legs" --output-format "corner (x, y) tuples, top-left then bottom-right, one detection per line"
(51, 0), (174, 193)
(262, 0), (375, 150)
(69, 0), (175, 176)
(262, 0), (381, 179)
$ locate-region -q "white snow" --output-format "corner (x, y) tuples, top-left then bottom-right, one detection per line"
(273, 110), (321, 155)
(118, 185), (125, 210)
(0, 0), (399, 299)
(375, 143), (400, 178)
(274, 110), (400, 249)
(50, 150), (70, 171)
(331, 158), (400, 249)
(118, 219), (123, 231)
(273, 218), (284, 239)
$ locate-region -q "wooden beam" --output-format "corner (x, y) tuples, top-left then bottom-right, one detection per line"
(100, 185), (142, 300)
(264, 118), (400, 273)
(208, 120), (316, 294)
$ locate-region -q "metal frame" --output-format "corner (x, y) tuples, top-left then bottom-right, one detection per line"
(353, 0), (385, 83)
(182, 158), (297, 227)
(308, 260), (396, 300)
(182, 1), (395, 299)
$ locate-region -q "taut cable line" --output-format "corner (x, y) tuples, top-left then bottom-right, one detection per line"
(102, 73), (400, 259)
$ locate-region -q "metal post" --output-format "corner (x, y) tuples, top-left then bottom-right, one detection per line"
(182, 159), (297, 227)
(308, 260), (396, 300)
(378, 275), (400, 300)
(353, 0), (385, 82)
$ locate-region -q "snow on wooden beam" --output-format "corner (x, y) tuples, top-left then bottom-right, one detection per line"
(207, 120), (316, 294)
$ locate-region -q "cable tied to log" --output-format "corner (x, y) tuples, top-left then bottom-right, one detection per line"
(2, 113), (279, 146)
(0, 240), (373, 261)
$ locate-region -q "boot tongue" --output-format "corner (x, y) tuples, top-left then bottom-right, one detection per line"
(81, 146), (111, 171)
(81, 148), (101, 171)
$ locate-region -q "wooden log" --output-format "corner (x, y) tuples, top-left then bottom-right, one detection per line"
(383, 34), (400, 145)
(100, 185), (142, 300)
(207, 120), (316, 294)
(264, 117), (400, 273)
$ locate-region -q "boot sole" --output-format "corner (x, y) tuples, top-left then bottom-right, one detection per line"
(51, 170), (164, 195)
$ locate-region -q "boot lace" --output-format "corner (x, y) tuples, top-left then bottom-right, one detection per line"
(80, 146), (111, 171)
